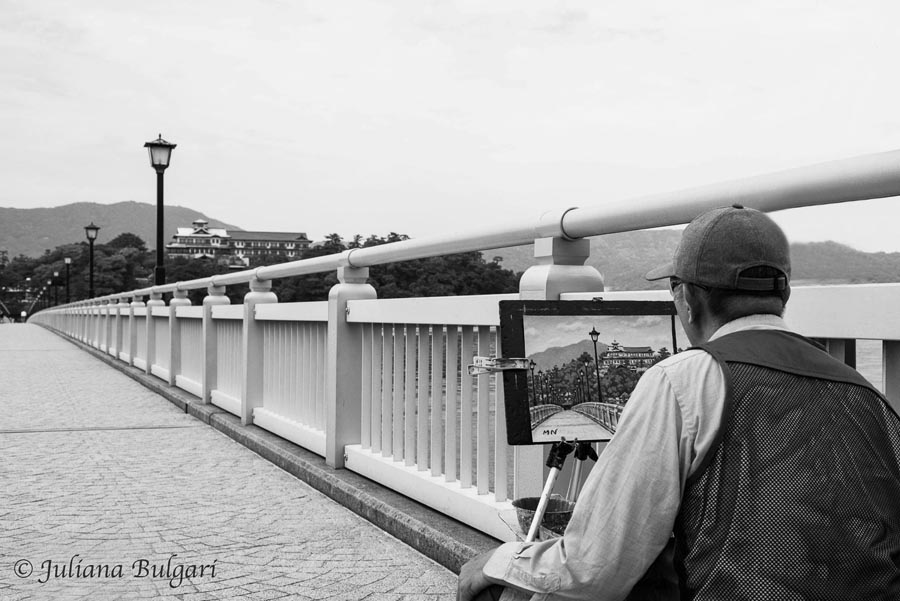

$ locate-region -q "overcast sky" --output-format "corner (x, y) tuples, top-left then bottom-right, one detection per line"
(3, 1), (900, 250)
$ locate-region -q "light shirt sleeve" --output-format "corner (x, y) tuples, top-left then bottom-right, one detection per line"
(483, 350), (725, 601)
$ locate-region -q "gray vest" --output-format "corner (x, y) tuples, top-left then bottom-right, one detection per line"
(674, 330), (900, 600)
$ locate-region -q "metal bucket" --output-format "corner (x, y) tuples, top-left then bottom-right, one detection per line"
(511, 496), (575, 537)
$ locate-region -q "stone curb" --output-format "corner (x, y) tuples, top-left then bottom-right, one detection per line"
(40, 327), (499, 574)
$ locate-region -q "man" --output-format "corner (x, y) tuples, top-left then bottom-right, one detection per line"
(459, 205), (900, 600)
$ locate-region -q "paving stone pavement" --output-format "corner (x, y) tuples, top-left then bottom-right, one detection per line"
(0, 324), (458, 600)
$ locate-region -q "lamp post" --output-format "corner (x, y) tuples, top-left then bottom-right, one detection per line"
(529, 360), (536, 402)
(84, 222), (100, 299)
(46, 280), (52, 308)
(52, 271), (59, 306)
(143, 134), (177, 286)
(589, 326), (604, 403)
(64, 257), (71, 304)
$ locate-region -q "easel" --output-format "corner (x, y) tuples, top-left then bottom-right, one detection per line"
(492, 439), (598, 601)
(467, 356), (602, 601)
(466, 356), (600, 542)
(523, 439), (597, 543)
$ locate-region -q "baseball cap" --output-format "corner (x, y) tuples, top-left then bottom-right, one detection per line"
(645, 204), (790, 291)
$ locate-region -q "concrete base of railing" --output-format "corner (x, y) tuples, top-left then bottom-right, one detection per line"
(39, 324), (500, 574)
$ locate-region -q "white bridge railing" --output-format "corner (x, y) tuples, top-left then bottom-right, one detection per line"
(28, 150), (900, 542)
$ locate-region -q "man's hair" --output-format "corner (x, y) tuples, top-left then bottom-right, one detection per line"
(701, 266), (789, 320)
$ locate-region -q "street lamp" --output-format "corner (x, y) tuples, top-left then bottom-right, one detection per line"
(529, 360), (536, 402)
(52, 271), (59, 306)
(64, 257), (71, 303)
(589, 326), (604, 403)
(85, 222), (100, 299)
(143, 134), (176, 286)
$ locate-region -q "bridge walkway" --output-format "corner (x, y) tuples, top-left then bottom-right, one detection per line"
(0, 324), (468, 600)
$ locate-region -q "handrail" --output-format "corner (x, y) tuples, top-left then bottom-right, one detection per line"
(66, 149), (900, 305)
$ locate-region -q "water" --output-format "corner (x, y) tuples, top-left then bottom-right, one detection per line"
(855, 339), (883, 392)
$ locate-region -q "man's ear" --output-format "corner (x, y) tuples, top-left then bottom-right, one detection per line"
(682, 283), (702, 324)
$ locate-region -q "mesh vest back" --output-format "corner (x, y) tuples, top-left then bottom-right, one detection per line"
(675, 330), (900, 600)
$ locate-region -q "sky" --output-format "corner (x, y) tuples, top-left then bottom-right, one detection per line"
(524, 314), (686, 360)
(3, 1), (900, 251)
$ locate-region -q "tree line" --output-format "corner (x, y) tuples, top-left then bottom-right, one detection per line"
(531, 349), (673, 406)
(0, 232), (521, 316)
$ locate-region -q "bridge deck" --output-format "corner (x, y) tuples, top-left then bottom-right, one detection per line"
(0, 324), (457, 600)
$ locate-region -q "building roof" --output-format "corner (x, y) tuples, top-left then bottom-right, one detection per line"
(175, 227), (230, 237)
(227, 231), (310, 242)
(172, 226), (310, 243)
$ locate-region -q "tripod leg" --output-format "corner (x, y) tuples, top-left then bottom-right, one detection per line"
(567, 459), (584, 503)
(526, 466), (561, 543)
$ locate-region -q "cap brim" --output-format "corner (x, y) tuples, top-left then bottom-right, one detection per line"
(644, 261), (675, 282)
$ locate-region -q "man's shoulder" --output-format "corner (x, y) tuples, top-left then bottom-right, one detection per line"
(653, 348), (714, 372)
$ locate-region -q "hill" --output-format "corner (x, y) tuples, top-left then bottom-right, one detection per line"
(485, 231), (900, 290)
(529, 340), (608, 373)
(0, 201), (238, 258)
(4, 202), (900, 288)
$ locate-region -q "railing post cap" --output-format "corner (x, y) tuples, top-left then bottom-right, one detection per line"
(249, 277), (272, 292)
(535, 207), (580, 241)
(337, 265), (370, 284)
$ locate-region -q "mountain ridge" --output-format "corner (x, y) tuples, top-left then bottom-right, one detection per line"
(3, 202), (900, 289)
(484, 233), (900, 290)
(0, 201), (239, 257)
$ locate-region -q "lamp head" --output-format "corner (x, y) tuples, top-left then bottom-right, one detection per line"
(144, 134), (176, 171)
(84, 222), (100, 241)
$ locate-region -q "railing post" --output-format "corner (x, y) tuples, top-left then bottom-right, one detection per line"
(241, 277), (277, 426)
(112, 298), (126, 358)
(201, 285), (230, 404)
(85, 303), (92, 344)
(325, 266), (377, 468)
(168, 289), (191, 386)
(101, 300), (117, 353)
(128, 294), (144, 366)
(516, 236), (605, 499)
(145, 291), (165, 375)
(519, 237), (604, 301)
(96, 301), (107, 350)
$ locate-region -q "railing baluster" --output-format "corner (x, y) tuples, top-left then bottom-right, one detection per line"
(444, 326), (459, 483)
(416, 325), (430, 471)
(460, 327), (475, 489)
(392, 324), (405, 459)
(494, 328), (508, 502)
(430, 325), (445, 477)
(316, 322), (325, 429)
(476, 326), (491, 495)
(381, 324), (393, 458)
(289, 323), (298, 422)
(361, 323), (373, 449)
(371, 324), (384, 454)
(300, 322), (310, 425)
(404, 325), (417, 466)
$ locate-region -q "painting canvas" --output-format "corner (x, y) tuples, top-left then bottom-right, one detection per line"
(499, 300), (684, 445)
